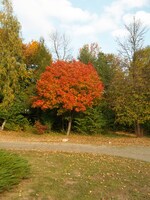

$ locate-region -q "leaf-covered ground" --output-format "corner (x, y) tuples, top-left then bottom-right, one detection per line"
(0, 151), (150, 200)
(0, 130), (150, 146)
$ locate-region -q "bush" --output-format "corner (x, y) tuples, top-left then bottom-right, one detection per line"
(0, 150), (30, 193)
(5, 115), (30, 131)
(34, 121), (48, 134)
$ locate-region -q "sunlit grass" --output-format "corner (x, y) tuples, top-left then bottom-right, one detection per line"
(1, 151), (149, 199)
(0, 130), (150, 146)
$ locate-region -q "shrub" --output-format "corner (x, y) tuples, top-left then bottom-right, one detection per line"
(5, 115), (30, 131)
(34, 121), (48, 134)
(0, 150), (30, 193)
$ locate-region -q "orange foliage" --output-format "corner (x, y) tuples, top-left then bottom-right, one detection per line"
(23, 40), (39, 58)
(32, 60), (103, 114)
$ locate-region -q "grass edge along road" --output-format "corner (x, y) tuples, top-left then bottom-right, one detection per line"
(0, 130), (150, 146)
(0, 150), (150, 200)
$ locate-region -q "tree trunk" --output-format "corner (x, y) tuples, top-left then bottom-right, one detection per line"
(66, 116), (72, 136)
(135, 121), (143, 137)
(0, 119), (7, 131)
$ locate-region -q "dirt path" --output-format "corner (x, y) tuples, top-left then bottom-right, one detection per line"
(0, 141), (150, 162)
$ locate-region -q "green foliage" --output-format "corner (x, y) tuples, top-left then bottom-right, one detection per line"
(109, 47), (150, 136)
(22, 38), (53, 123)
(0, 0), (29, 129)
(74, 105), (106, 134)
(95, 53), (117, 90)
(23, 38), (52, 80)
(78, 44), (119, 134)
(78, 43), (116, 90)
(99, 100), (116, 131)
(78, 43), (99, 65)
(110, 19), (150, 136)
(40, 110), (56, 131)
(0, 92), (30, 130)
(0, 150), (30, 193)
(0, 0), (27, 106)
(5, 115), (30, 131)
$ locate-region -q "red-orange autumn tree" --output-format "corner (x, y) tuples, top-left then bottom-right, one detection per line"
(32, 60), (104, 135)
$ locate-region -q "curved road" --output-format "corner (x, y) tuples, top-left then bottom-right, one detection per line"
(0, 141), (150, 162)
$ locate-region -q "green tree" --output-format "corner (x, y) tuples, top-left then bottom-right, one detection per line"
(23, 38), (52, 80)
(78, 43), (99, 64)
(109, 18), (149, 136)
(78, 43), (118, 132)
(22, 38), (52, 125)
(74, 105), (106, 134)
(95, 53), (118, 90)
(0, 0), (27, 129)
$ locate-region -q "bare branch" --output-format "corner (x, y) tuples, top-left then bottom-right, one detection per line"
(117, 17), (147, 62)
(49, 31), (72, 61)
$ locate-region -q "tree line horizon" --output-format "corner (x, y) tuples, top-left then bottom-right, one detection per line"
(0, 0), (149, 136)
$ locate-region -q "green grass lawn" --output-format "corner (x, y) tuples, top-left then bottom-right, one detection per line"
(1, 151), (150, 200)
(0, 150), (30, 193)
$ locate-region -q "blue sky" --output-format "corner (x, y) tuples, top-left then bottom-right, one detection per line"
(11, 0), (150, 58)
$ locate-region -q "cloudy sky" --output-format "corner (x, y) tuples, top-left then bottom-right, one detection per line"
(11, 0), (150, 58)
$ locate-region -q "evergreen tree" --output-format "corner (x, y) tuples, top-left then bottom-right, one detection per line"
(78, 43), (118, 133)
(74, 105), (106, 134)
(0, 0), (27, 129)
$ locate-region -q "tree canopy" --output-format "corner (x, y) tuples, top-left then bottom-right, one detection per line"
(109, 18), (150, 136)
(0, 0), (27, 129)
(32, 60), (104, 134)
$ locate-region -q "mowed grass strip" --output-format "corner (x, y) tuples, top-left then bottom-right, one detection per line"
(2, 151), (149, 200)
(0, 150), (30, 193)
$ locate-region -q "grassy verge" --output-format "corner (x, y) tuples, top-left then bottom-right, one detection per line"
(0, 150), (30, 193)
(1, 151), (150, 200)
(0, 130), (150, 146)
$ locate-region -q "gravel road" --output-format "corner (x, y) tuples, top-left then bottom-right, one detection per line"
(0, 141), (150, 162)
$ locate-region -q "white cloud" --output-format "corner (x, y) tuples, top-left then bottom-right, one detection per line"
(112, 28), (128, 38)
(107, 0), (150, 39)
(12, 0), (55, 41)
(69, 16), (117, 38)
(120, 0), (149, 8)
(12, 0), (98, 41)
(123, 11), (150, 27)
(104, 0), (149, 22)
(112, 10), (150, 39)
(38, 0), (95, 23)
(12, 0), (95, 24)
(95, 17), (117, 32)
(11, 0), (150, 55)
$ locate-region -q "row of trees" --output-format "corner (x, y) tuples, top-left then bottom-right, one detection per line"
(78, 41), (150, 136)
(0, 0), (149, 136)
(0, 0), (52, 131)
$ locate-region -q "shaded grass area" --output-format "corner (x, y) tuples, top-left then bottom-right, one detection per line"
(0, 150), (30, 193)
(1, 151), (150, 200)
